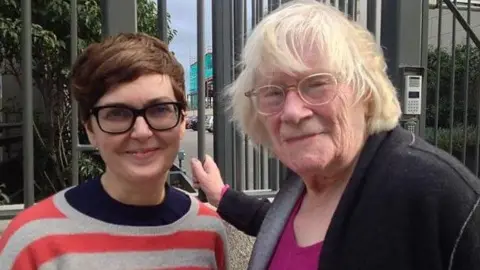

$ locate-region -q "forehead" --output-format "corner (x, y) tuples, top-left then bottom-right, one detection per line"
(97, 74), (175, 106)
(255, 46), (333, 84)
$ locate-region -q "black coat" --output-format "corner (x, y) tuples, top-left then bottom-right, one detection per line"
(217, 126), (480, 270)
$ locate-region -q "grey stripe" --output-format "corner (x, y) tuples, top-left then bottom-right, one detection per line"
(0, 190), (226, 269)
(38, 249), (217, 270)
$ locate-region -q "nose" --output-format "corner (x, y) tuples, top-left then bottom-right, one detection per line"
(130, 116), (153, 140)
(280, 91), (313, 124)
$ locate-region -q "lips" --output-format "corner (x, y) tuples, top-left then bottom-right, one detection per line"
(283, 133), (322, 143)
(126, 147), (160, 154)
(125, 147), (161, 160)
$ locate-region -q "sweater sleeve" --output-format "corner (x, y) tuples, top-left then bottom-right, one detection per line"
(447, 196), (480, 270)
(216, 188), (271, 237)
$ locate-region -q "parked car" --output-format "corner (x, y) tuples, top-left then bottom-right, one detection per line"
(191, 115), (212, 132)
(186, 116), (197, 129)
(206, 116), (214, 133)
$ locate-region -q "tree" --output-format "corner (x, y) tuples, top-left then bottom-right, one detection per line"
(0, 0), (177, 202)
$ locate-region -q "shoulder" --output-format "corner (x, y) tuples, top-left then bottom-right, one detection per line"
(377, 127), (480, 194)
(0, 192), (67, 267)
(370, 127), (480, 219)
(173, 188), (225, 231)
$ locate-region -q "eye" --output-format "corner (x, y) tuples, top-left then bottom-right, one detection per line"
(100, 107), (132, 121)
(147, 104), (177, 117)
(257, 86), (284, 98)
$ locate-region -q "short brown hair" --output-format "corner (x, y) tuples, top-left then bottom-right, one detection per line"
(70, 32), (187, 122)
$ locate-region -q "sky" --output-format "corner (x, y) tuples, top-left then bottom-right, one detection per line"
(166, 0), (213, 93)
(166, 0), (254, 93)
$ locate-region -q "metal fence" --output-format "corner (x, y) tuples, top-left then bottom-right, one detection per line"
(426, 0), (480, 176)
(4, 0), (476, 219)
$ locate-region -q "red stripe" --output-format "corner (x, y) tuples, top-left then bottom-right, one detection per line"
(214, 234), (226, 270)
(197, 202), (220, 218)
(13, 230), (221, 269)
(0, 196), (66, 251)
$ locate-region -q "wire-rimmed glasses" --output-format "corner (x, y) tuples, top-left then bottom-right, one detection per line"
(244, 73), (338, 115)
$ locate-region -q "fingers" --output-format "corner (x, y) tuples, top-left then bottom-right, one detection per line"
(203, 154), (219, 174)
(191, 158), (207, 177)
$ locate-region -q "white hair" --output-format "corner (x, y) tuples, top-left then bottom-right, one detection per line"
(224, 0), (401, 148)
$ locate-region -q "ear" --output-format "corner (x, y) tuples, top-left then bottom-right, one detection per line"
(83, 120), (98, 148)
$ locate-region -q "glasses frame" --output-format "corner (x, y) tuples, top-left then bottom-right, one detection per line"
(90, 102), (184, 135)
(244, 72), (338, 116)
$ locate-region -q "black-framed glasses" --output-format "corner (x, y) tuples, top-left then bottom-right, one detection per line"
(90, 102), (184, 134)
(244, 73), (338, 115)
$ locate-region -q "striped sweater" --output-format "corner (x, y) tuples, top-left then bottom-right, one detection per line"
(0, 187), (228, 270)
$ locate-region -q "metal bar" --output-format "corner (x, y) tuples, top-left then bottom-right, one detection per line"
(100, 0), (109, 37)
(251, 0), (259, 189)
(448, 0), (457, 154)
(212, 0), (235, 189)
(443, 0), (480, 49)
(257, 0), (264, 21)
(77, 144), (97, 151)
(434, 2), (443, 146)
(269, 0), (281, 11)
(366, 0), (381, 44)
(197, 0), (207, 202)
(71, 0), (79, 186)
(348, 0), (357, 20)
(0, 123), (22, 130)
(157, 0), (168, 42)
(21, 0), (34, 207)
(233, 0), (246, 191)
(243, 1), (249, 191)
(255, 0), (269, 190)
(418, 0), (429, 138)
(0, 204), (25, 220)
(462, 0), (471, 163)
(338, 0), (346, 12)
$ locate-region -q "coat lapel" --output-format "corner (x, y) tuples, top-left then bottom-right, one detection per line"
(247, 174), (305, 270)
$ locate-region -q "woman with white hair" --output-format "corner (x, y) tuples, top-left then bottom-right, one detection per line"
(192, 1), (480, 269)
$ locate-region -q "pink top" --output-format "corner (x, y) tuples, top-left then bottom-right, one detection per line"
(268, 194), (323, 269)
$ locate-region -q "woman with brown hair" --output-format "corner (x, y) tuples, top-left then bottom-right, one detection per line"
(0, 33), (228, 270)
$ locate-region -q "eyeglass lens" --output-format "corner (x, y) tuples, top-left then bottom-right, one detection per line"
(253, 73), (337, 114)
(96, 103), (180, 133)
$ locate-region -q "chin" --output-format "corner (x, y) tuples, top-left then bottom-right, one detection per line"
(121, 166), (167, 182)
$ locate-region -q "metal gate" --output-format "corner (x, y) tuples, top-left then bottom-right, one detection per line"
(4, 0), (477, 220)
(427, 0), (480, 176)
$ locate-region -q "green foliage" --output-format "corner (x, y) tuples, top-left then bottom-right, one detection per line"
(426, 44), (480, 129)
(424, 125), (478, 153)
(0, 0), (177, 200)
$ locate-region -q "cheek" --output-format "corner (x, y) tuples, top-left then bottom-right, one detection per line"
(261, 116), (281, 143)
(97, 135), (129, 156)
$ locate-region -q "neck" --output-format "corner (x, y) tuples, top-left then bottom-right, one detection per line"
(302, 156), (358, 198)
(101, 170), (167, 206)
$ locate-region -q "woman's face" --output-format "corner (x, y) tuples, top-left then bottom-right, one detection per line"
(258, 69), (368, 178)
(85, 74), (185, 184)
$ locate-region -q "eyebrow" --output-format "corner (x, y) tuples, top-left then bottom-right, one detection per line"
(99, 97), (176, 108)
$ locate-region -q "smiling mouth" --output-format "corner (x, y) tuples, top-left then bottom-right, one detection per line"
(126, 148), (160, 155)
(284, 133), (320, 143)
